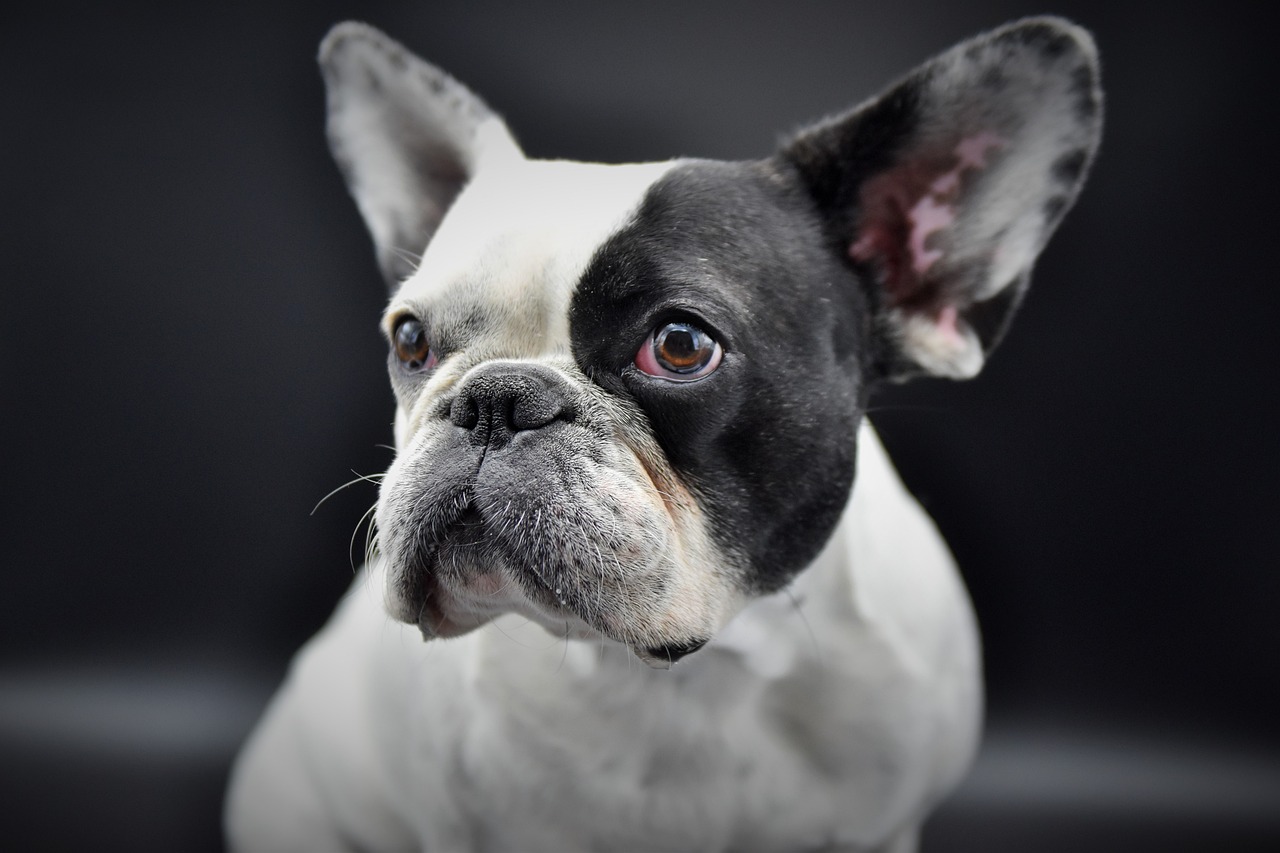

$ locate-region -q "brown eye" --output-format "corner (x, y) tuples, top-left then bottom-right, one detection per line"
(635, 321), (722, 381)
(393, 317), (435, 371)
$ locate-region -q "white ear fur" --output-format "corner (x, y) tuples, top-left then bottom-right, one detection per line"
(319, 22), (523, 287)
(785, 17), (1103, 380)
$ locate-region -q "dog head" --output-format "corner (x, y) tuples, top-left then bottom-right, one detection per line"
(318, 18), (1101, 665)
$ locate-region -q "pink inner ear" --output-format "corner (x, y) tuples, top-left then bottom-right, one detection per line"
(849, 131), (1005, 314)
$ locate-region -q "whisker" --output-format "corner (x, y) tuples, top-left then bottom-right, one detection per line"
(312, 469), (384, 516)
(349, 501), (380, 573)
(783, 586), (824, 671)
(556, 621), (571, 673)
(364, 514), (381, 566)
(390, 245), (424, 272)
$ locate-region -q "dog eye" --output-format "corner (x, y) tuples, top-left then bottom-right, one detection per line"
(635, 322), (722, 381)
(392, 316), (436, 372)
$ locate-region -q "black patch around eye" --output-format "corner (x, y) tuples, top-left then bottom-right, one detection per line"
(569, 160), (872, 595)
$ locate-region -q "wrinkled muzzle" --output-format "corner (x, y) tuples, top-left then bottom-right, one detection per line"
(375, 360), (744, 666)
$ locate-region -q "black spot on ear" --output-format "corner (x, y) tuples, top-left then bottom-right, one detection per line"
(1009, 22), (1074, 60)
(1053, 150), (1089, 187)
(386, 45), (409, 73)
(979, 64), (1008, 91)
(645, 638), (709, 664)
(359, 65), (384, 95)
(1043, 196), (1069, 228)
(1070, 64), (1099, 119)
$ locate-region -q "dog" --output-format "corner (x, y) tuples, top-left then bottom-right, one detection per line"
(226, 17), (1101, 852)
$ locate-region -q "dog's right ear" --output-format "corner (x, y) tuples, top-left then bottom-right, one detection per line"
(319, 22), (524, 288)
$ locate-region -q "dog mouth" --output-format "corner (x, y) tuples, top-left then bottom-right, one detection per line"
(377, 411), (737, 665)
(397, 495), (601, 640)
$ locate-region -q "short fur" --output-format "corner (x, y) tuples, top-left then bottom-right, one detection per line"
(227, 17), (1101, 852)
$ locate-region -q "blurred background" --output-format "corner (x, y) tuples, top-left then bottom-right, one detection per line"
(3, 2), (1277, 850)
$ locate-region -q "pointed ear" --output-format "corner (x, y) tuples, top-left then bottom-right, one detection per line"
(782, 17), (1102, 379)
(319, 22), (524, 288)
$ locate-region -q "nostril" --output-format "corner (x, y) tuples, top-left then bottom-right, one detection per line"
(509, 393), (564, 432)
(447, 365), (573, 446)
(449, 395), (479, 429)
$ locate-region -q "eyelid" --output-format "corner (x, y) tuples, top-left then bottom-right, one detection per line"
(650, 307), (728, 345)
(382, 306), (421, 340)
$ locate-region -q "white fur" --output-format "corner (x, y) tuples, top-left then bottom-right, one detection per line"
(222, 19), (1105, 850)
(386, 155), (679, 442)
(225, 423), (981, 852)
(372, 157), (748, 653)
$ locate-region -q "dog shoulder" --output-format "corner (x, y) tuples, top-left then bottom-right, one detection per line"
(225, 565), (464, 850)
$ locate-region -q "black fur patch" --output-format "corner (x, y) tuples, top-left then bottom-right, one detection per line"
(1053, 149), (1090, 187)
(783, 82), (923, 237)
(571, 160), (873, 593)
(1007, 20), (1076, 60)
(1069, 63), (1100, 120)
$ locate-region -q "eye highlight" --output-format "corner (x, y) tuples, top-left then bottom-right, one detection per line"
(392, 316), (436, 372)
(635, 321), (722, 381)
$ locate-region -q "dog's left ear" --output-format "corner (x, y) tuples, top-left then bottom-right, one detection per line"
(319, 22), (524, 288)
(782, 17), (1102, 379)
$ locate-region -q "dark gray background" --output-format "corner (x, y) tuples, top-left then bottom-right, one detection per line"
(3, 2), (1278, 851)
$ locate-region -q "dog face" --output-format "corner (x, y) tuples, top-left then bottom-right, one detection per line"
(319, 19), (1101, 664)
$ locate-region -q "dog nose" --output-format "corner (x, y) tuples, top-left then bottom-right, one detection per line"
(449, 363), (571, 447)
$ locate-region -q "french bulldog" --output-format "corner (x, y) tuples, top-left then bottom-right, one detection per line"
(226, 17), (1101, 852)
